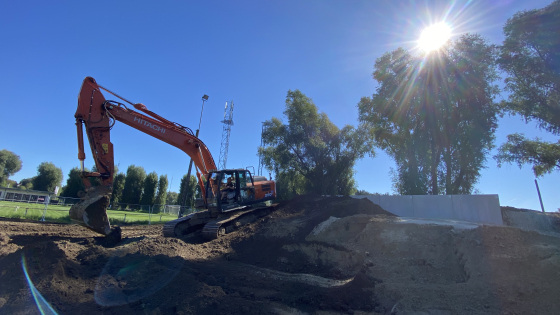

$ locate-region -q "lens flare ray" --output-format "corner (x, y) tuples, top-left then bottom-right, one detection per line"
(21, 253), (59, 315)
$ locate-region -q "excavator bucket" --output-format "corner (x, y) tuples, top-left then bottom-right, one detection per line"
(69, 186), (112, 235)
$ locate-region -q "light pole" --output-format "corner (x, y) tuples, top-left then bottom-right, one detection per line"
(179, 95), (208, 217)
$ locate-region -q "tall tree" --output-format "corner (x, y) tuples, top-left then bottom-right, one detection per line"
(19, 177), (35, 190)
(166, 191), (178, 205)
(90, 164), (119, 187)
(495, 0), (560, 176)
(33, 162), (63, 192)
(4, 179), (17, 188)
(178, 174), (197, 208)
(358, 34), (499, 195)
(274, 170), (307, 201)
(111, 173), (126, 205)
(259, 90), (373, 198)
(140, 171), (158, 206)
(121, 165), (146, 205)
(61, 167), (89, 198)
(154, 174), (169, 208)
(89, 165), (101, 187)
(0, 149), (22, 186)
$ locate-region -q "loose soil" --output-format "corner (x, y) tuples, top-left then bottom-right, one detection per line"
(0, 195), (559, 315)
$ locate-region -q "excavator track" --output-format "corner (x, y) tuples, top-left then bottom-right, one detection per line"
(162, 210), (214, 237)
(202, 204), (278, 240)
(162, 204), (278, 240)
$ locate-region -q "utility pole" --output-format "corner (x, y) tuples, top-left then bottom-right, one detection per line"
(179, 95), (208, 217)
(257, 122), (266, 176)
(534, 179), (545, 212)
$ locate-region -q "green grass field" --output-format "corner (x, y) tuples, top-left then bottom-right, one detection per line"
(0, 200), (179, 225)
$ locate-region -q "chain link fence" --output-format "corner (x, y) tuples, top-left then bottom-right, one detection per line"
(151, 204), (197, 216)
(0, 194), (191, 224)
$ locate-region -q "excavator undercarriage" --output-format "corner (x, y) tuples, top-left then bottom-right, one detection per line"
(163, 204), (277, 240)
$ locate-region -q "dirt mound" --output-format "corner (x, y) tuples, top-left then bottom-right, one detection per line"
(0, 195), (559, 315)
(228, 195), (394, 278)
(501, 206), (560, 237)
(0, 232), (10, 245)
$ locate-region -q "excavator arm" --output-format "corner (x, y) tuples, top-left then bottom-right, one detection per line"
(70, 76), (217, 235)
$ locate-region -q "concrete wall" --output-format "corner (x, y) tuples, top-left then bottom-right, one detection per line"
(351, 194), (503, 225)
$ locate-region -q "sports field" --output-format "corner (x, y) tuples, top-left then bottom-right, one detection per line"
(0, 200), (178, 224)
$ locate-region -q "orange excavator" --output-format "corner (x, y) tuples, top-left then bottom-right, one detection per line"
(69, 77), (276, 242)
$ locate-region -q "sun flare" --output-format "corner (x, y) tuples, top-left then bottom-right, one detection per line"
(418, 23), (452, 52)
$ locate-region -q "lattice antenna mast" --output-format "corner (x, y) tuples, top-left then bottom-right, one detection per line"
(218, 101), (234, 170)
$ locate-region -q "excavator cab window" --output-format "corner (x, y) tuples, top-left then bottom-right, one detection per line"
(205, 173), (220, 209)
(219, 171), (238, 208)
(239, 170), (255, 203)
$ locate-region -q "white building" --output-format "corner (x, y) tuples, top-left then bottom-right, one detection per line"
(0, 187), (52, 203)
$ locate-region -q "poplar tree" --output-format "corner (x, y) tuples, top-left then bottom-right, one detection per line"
(140, 171), (158, 206)
(121, 165), (146, 205)
(153, 174), (169, 213)
(178, 174), (197, 208)
(111, 173), (126, 205)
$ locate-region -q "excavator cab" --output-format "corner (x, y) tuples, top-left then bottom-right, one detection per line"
(204, 169), (257, 216)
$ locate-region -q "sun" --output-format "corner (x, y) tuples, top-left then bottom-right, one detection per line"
(418, 22), (452, 52)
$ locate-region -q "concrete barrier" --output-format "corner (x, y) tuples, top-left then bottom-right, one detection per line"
(379, 195), (413, 217)
(413, 195), (453, 219)
(351, 194), (503, 225)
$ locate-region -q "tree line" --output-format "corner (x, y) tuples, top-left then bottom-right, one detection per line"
(61, 165), (199, 209)
(0, 150), (63, 193)
(0, 151), (198, 209)
(259, 1), (560, 198)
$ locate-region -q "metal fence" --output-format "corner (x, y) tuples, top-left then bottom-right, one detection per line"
(152, 204), (196, 216)
(1, 196), (172, 212)
(0, 195), (81, 206)
(0, 194), (199, 224)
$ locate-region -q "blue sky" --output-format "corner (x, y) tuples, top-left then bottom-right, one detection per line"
(1, 0), (557, 211)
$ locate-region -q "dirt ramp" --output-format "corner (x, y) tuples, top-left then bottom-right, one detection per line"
(501, 206), (560, 237)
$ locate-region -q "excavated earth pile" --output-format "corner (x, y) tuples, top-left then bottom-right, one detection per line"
(0, 195), (559, 315)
